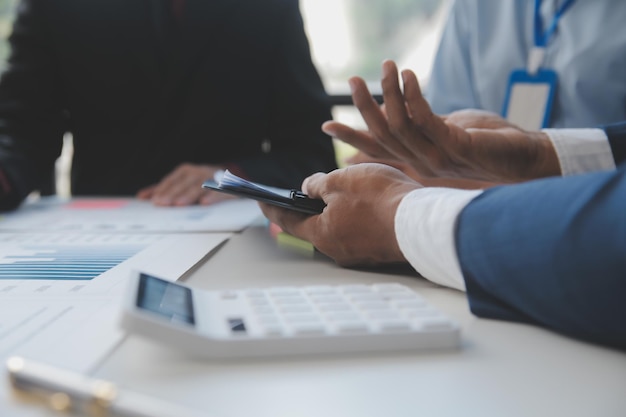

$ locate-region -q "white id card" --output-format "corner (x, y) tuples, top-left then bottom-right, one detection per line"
(501, 68), (557, 131)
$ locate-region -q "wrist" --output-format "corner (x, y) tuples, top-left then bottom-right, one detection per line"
(531, 131), (561, 178)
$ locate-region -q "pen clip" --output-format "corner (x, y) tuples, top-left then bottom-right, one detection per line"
(7, 356), (118, 416)
(6, 356), (208, 417)
(7, 356), (74, 412)
(290, 190), (308, 200)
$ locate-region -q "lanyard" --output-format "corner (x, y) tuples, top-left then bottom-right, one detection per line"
(528, 0), (576, 74)
(533, 0), (576, 47)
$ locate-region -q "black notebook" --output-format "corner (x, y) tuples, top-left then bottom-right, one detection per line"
(202, 170), (326, 215)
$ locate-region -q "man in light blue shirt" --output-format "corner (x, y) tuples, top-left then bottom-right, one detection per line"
(426, 0), (626, 128)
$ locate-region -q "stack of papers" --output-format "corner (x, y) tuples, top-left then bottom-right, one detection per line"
(203, 170), (326, 214)
(0, 195), (260, 374)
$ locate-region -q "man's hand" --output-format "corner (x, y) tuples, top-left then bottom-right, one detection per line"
(259, 163), (422, 267)
(136, 163), (234, 206)
(322, 60), (560, 183)
(344, 150), (498, 189)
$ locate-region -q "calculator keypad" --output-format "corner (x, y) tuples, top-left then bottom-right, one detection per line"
(226, 283), (456, 338)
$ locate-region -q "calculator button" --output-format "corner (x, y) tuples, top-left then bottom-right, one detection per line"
(366, 310), (400, 321)
(279, 305), (314, 314)
(354, 301), (390, 311)
(291, 323), (327, 336)
(310, 295), (344, 304)
(340, 285), (372, 294)
(268, 288), (300, 296)
(384, 293), (421, 301)
(417, 318), (455, 331)
(377, 320), (412, 333)
(245, 290), (266, 298)
(350, 294), (386, 303)
(252, 306), (275, 315)
(393, 300), (427, 310)
(256, 312), (280, 322)
(248, 297), (270, 307)
(324, 312), (362, 322)
(371, 283), (410, 293)
(227, 318), (247, 334)
(273, 296), (308, 306)
(219, 291), (239, 300)
(283, 313), (321, 323)
(334, 322), (370, 334)
(406, 308), (441, 318)
(304, 286), (337, 295)
(260, 325), (285, 337)
(316, 303), (353, 312)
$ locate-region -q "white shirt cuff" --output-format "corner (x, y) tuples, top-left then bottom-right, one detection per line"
(543, 128), (616, 175)
(395, 188), (483, 292)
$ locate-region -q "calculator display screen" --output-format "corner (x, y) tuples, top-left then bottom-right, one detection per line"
(136, 273), (195, 326)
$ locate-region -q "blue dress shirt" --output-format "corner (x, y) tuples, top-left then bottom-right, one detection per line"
(426, 0), (626, 128)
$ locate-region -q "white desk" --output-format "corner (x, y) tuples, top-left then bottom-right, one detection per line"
(4, 225), (626, 417)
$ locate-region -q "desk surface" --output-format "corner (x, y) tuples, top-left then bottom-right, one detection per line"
(5, 225), (626, 417)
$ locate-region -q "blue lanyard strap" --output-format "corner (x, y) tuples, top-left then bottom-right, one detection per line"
(533, 0), (576, 47)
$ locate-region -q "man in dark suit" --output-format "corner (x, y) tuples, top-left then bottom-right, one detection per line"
(259, 61), (626, 350)
(0, 0), (337, 211)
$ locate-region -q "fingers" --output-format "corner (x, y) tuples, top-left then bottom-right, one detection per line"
(381, 61), (412, 135)
(138, 178), (232, 206)
(348, 76), (393, 143)
(401, 68), (450, 144)
(146, 164), (217, 206)
(259, 202), (318, 243)
(322, 121), (393, 160)
(349, 71), (417, 165)
(136, 185), (155, 200)
(152, 184), (204, 206)
(301, 172), (327, 195)
(444, 109), (513, 129)
(344, 150), (379, 165)
(150, 173), (201, 206)
(199, 190), (237, 205)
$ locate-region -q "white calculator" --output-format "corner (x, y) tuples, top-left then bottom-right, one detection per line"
(120, 272), (461, 358)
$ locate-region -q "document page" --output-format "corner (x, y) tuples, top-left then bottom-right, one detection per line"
(0, 197), (262, 233)
(0, 232), (230, 373)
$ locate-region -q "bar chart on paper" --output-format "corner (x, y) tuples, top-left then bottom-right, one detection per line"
(0, 232), (231, 298)
(0, 233), (147, 281)
(0, 232), (230, 374)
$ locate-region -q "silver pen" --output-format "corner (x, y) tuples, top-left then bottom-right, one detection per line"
(6, 356), (211, 417)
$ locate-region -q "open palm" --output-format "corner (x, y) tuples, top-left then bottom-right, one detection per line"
(323, 60), (559, 183)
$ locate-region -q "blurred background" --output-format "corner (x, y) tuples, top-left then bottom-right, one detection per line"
(299, 0), (450, 163)
(0, 0), (450, 193)
(301, 0), (448, 93)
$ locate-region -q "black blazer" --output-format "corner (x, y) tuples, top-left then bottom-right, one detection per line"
(0, 0), (337, 208)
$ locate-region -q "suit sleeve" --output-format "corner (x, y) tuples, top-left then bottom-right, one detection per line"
(604, 122), (626, 164)
(456, 165), (626, 350)
(229, 0), (337, 187)
(0, 0), (67, 211)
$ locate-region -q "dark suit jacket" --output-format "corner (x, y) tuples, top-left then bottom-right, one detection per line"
(456, 123), (626, 350)
(0, 0), (337, 210)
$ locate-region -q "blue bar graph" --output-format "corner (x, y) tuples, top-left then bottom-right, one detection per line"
(0, 245), (146, 280)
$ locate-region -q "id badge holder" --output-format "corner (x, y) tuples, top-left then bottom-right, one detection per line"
(501, 68), (557, 131)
